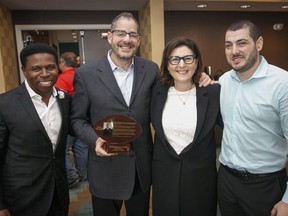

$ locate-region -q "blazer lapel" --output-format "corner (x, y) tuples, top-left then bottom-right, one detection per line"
(181, 86), (208, 153)
(55, 93), (69, 151)
(18, 83), (51, 141)
(153, 85), (180, 157)
(194, 86), (208, 141)
(97, 57), (127, 107)
(129, 57), (145, 106)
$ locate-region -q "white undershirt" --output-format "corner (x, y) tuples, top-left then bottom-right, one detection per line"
(162, 86), (197, 154)
(25, 80), (62, 152)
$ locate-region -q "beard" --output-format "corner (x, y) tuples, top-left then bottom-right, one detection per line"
(231, 47), (258, 73)
(111, 43), (137, 61)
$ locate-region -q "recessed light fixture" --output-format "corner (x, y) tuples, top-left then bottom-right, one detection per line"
(197, 4), (207, 8)
(273, 23), (284, 30)
(240, 4), (251, 9)
(281, 5), (288, 9)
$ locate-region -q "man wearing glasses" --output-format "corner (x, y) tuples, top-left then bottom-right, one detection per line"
(70, 12), (158, 216)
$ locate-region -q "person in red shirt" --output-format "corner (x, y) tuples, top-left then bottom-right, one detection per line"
(55, 52), (77, 95)
(55, 52), (88, 188)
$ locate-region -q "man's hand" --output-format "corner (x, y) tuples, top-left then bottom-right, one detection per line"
(271, 201), (288, 216)
(0, 209), (11, 216)
(199, 72), (213, 87)
(95, 137), (116, 156)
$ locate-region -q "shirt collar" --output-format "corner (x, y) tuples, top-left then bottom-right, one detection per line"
(231, 55), (268, 82)
(107, 50), (134, 71)
(25, 79), (58, 99)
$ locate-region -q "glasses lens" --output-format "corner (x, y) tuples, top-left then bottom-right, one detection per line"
(112, 30), (139, 39)
(169, 57), (180, 65)
(113, 30), (126, 37)
(129, 32), (139, 39)
(183, 56), (194, 64)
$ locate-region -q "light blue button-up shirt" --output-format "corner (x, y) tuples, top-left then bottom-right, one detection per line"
(107, 51), (134, 106)
(219, 56), (288, 202)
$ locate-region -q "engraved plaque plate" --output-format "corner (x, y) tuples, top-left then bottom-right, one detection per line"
(94, 115), (142, 154)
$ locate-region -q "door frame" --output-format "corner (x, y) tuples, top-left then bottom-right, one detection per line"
(15, 24), (110, 82)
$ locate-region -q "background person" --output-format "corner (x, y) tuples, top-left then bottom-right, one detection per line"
(55, 52), (88, 188)
(217, 20), (288, 216)
(0, 43), (71, 216)
(150, 37), (222, 216)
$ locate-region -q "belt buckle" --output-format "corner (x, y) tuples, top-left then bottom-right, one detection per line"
(241, 171), (249, 180)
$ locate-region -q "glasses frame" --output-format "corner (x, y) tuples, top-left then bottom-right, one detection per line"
(111, 30), (140, 40)
(168, 55), (197, 65)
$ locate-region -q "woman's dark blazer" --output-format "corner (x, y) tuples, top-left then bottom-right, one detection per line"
(150, 81), (222, 216)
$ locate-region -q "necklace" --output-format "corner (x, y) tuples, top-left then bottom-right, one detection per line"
(174, 88), (191, 105)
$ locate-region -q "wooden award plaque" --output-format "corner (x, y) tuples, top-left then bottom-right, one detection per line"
(94, 115), (142, 154)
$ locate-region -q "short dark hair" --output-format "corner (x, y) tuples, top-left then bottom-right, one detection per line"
(226, 20), (261, 42)
(159, 37), (203, 86)
(60, 52), (77, 68)
(20, 43), (58, 67)
(110, 12), (139, 33)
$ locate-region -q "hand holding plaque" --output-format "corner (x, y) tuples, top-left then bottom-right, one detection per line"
(94, 115), (142, 154)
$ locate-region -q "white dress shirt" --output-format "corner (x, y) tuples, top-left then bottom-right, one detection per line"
(25, 80), (62, 152)
(162, 86), (197, 154)
(107, 50), (134, 106)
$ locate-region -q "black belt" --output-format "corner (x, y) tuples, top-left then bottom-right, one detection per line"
(222, 164), (286, 180)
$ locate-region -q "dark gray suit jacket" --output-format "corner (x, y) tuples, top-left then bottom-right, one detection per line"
(0, 83), (70, 216)
(71, 55), (159, 200)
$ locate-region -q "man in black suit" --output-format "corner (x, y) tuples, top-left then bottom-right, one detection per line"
(0, 43), (70, 216)
(71, 12), (158, 216)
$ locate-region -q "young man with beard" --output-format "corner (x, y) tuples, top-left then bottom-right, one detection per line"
(217, 20), (288, 216)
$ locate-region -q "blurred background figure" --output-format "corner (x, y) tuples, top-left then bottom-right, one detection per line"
(55, 52), (88, 188)
(76, 56), (81, 68)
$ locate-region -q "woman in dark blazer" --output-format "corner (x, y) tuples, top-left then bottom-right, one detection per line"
(151, 37), (222, 216)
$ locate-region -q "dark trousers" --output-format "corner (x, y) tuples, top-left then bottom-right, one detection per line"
(218, 164), (287, 216)
(46, 186), (68, 216)
(92, 175), (150, 216)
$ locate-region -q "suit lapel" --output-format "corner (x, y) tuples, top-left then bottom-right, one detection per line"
(181, 86), (208, 153)
(193, 86), (208, 141)
(97, 57), (127, 107)
(18, 83), (51, 141)
(129, 57), (145, 106)
(55, 92), (68, 151)
(153, 85), (180, 157)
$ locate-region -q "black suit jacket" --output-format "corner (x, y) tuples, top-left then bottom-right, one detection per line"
(150, 81), (222, 216)
(0, 83), (70, 216)
(71, 55), (159, 200)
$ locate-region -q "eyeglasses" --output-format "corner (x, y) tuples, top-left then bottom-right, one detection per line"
(111, 30), (140, 40)
(168, 55), (196, 65)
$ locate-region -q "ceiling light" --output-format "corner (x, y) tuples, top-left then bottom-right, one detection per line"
(273, 23), (284, 30)
(197, 4), (207, 8)
(101, 32), (108, 38)
(281, 5), (288, 9)
(240, 5), (251, 9)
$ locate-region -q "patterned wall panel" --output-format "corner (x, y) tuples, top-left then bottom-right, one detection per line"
(139, 2), (152, 60)
(0, 4), (19, 92)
